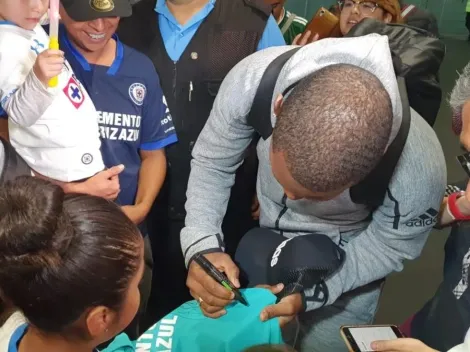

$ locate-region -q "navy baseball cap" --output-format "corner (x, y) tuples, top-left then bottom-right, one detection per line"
(61, 0), (132, 22)
(234, 229), (345, 300)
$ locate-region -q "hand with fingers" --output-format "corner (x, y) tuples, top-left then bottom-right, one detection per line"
(371, 338), (438, 352)
(292, 31), (320, 46)
(187, 252), (240, 318)
(257, 284), (304, 327)
(33, 49), (65, 87)
(252, 194), (260, 220)
(82, 165), (124, 200)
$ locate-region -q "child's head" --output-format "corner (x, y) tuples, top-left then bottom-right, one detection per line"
(0, 0), (48, 30)
(0, 177), (144, 347)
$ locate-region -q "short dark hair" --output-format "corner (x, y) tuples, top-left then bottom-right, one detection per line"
(272, 64), (393, 193)
(0, 177), (141, 335)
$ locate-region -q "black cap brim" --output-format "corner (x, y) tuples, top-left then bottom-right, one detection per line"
(61, 0), (132, 22)
(234, 228), (345, 289)
(234, 228), (287, 287)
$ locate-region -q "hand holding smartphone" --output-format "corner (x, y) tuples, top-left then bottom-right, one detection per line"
(297, 7), (342, 44)
(341, 325), (404, 352)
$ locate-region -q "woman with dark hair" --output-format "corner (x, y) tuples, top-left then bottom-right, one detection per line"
(0, 177), (144, 352)
(338, 0), (401, 35)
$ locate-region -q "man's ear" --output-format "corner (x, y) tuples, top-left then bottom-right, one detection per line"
(274, 94), (284, 117)
(383, 12), (393, 23)
(86, 306), (116, 339)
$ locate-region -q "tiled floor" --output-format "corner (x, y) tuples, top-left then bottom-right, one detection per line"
(375, 38), (470, 324)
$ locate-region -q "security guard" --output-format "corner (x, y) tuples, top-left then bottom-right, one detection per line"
(118, 0), (285, 319)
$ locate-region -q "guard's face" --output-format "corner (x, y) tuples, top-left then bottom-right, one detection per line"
(0, 0), (48, 30)
(59, 5), (120, 53)
(264, 0), (286, 20)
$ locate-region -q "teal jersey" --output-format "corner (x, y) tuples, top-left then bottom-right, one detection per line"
(102, 288), (283, 352)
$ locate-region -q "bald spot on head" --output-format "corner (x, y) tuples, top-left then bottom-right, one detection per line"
(272, 64), (394, 193)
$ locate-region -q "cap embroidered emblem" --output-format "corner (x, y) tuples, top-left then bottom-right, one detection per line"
(90, 0), (115, 12)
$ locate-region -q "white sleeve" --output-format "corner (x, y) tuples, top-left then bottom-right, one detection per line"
(0, 52), (56, 127)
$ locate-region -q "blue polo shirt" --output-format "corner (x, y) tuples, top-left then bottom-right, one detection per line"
(155, 0), (286, 61)
(57, 26), (177, 210)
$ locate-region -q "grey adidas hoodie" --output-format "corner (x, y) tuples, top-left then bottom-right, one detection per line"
(181, 34), (446, 312)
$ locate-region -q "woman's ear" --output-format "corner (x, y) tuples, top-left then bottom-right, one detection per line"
(383, 12), (393, 23)
(86, 306), (116, 339)
(274, 94), (284, 117)
(460, 102), (470, 151)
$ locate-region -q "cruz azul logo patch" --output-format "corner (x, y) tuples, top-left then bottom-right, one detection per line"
(90, 0), (114, 12)
(63, 76), (85, 109)
(129, 83), (146, 106)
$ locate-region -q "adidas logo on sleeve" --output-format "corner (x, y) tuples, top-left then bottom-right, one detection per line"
(406, 208), (438, 227)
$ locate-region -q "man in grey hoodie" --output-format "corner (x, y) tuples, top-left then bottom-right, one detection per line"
(181, 35), (446, 350)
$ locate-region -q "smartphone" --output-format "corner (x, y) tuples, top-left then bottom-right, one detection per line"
(340, 325), (404, 352)
(300, 7), (342, 41)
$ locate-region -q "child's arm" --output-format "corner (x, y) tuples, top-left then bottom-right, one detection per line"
(0, 49), (64, 127)
(120, 65), (177, 225)
(121, 149), (167, 225)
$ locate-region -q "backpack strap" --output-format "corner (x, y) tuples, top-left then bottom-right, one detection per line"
(0, 137), (31, 183)
(281, 12), (297, 35)
(349, 77), (411, 208)
(401, 4), (417, 18)
(247, 48), (301, 140)
(247, 50), (411, 209)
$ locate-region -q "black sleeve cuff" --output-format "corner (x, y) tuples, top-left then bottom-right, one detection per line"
(187, 248), (224, 267)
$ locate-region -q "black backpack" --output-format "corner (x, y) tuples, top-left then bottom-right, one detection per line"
(346, 19), (445, 126)
(247, 47), (411, 210)
(0, 137), (31, 183)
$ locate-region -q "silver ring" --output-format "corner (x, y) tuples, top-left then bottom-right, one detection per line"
(198, 297), (203, 304)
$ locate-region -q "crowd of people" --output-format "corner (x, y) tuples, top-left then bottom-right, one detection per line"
(0, 0), (468, 351)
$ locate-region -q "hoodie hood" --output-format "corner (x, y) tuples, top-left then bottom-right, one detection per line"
(272, 34), (403, 146)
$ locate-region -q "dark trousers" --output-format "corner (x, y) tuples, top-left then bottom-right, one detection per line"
(147, 218), (191, 323)
(146, 196), (257, 322)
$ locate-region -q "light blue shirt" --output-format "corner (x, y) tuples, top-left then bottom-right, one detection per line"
(155, 0), (286, 61)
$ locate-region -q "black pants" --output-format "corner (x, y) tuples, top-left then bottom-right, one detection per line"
(147, 218), (191, 322)
(146, 197), (257, 322)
